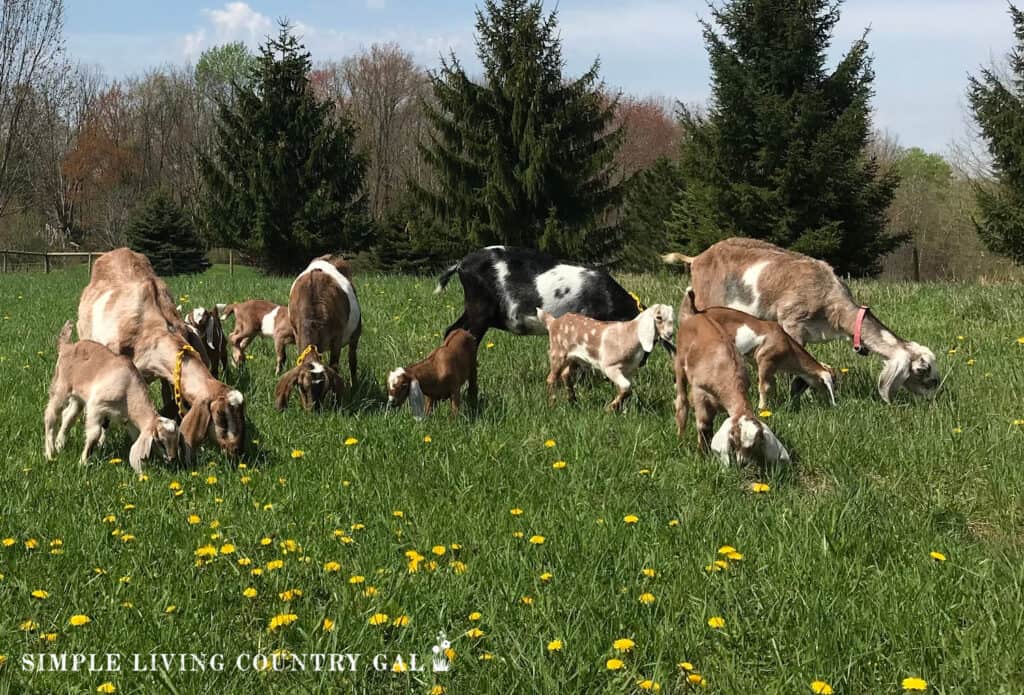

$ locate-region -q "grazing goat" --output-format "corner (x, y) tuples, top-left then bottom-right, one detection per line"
(76, 248), (246, 457)
(435, 246), (645, 341)
(674, 310), (791, 466)
(220, 300), (295, 371)
(538, 304), (675, 412)
(182, 306), (229, 379)
(679, 288), (836, 409)
(386, 329), (479, 419)
(44, 321), (179, 473)
(664, 238), (939, 403)
(275, 256), (362, 411)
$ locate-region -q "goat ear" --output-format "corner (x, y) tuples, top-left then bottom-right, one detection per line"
(409, 379), (426, 420)
(821, 372), (837, 406)
(638, 310), (656, 353)
(180, 401), (212, 449)
(877, 352), (910, 404)
(275, 368), (300, 411)
(129, 433), (154, 473)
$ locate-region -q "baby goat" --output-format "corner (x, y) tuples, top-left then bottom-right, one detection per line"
(674, 311), (790, 466)
(679, 288), (836, 409)
(182, 306), (229, 379)
(387, 329), (478, 419)
(44, 321), (179, 473)
(220, 300), (295, 371)
(538, 304), (675, 412)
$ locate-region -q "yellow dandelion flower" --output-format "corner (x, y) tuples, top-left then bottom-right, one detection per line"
(451, 560), (467, 574)
(423, 435), (432, 443)
(485, 342), (495, 349)
(250, 568), (263, 576)
(219, 543), (235, 554)
(477, 651), (490, 660)
(552, 460), (567, 470)
(291, 450), (304, 459)
(260, 536), (273, 546)
(759, 409), (772, 418)
(119, 534), (135, 543)
(243, 587), (257, 598)
(623, 514), (639, 524)
(547, 639), (563, 652)
(350, 523), (366, 531)
(194, 544), (217, 559)
(205, 475), (217, 485)
(613, 638), (635, 652)
(322, 618), (335, 632)
(362, 586), (378, 597)
(726, 551), (744, 561)
(901, 677), (928, 691)
(521, 595), (534, 605)
(69, 614), (91, 627)
(512, 531), (525, 538)
(642, 567), (656, 578)
(349, 575), (365, 584)
(637, 680), (661, 692)
(187, 514), (201, 525)
(96, 683), (117, 693)
(431, 545), (446, 556)
(639, 592), (656, 605)
(606, 658), (624, 671)
(678, 661), (694, 671)
(510, 508), (524, 516)
(168, 481), (182, 491)
(529, 534), (545, 544)
(687, 673), (706, 686)
(930, 551), (947, 562)
(237, 557), (252, 567)
(811, 681), (834, 694)
(108, 458), (122, 465)
(668, 519), (680, 527)
(19, 620), (38, 631)
(544, 439), (556, 448)
(718, 545), (736, 555)
(268, 613), (298, 631)
(324, 561), (341, 572)
(430, 686), (445, 695)
(391, 660), (407, 673)
(31, 589), (49, 599)
(240, 475), (251, 484)
(392, 510), (404, 518)
(25, 538), (38, 549)
(469, 611), (482, 621)
(392, 614), (410, 627)
(265, 559), (284, 571)
(368, 613), (389, 626)
(466, 627), (485, 638)
(540, 571), (553, 581)
(751, 482), (770, 493)
(344, 437), (359, 446)
(707, 616), (725, 629)
(1017, 336), (1024, 345)
(2, 537), (15, 547)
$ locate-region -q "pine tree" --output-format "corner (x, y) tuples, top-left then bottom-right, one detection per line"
(199, 22), (368, 275)
(127, 191), (210, 276)
(967, 3), (1024, 266)
(618, 158), (686, 270)
(669, 0), (900, 276)
(416, 0), (623, 261)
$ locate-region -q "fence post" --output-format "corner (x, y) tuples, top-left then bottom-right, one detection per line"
(229, 249), (234, 276)
(44, 253), (50, 273)
(88, 253), (93, 274)
(2, 251), (6, 273)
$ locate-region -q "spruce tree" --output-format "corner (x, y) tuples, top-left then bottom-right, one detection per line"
(199, 22), (368, 274)
(967, 4), (1024, 266)
(618, 158), (686, 270)
(127, 191), (210, 276)
(670, 0), (900, 276)
(417, 0), (622, 260)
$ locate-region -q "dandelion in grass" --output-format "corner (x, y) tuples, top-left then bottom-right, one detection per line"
(668, 519), (680, 527)
(540, 571), (553, 582)
(168, 481), (182, 491)
(260, 537), (273, 546)
(19, 620), (38, 631)
(344, 437), (359, 446)
(31, 589), (48, 600)
(510, 508), (523, 516)
(547, 639), (563, 652)
(901, 677), (928, 691)
(687, 673), (706, 686)
(678, 662), (694, 671)
(613, 638), (635, 652)
(466, 627), (484, 638)
(243, 587), (257, 599)
(1017, 336), (1024, 345)
(639, 592), (656, 605)
(751, 482), (770, 493)
(350, 523), (366, 531)
(369, 613), (389, 626)
(930, 551), (947, 562)
(108, 458), (122, 465)
(220, 543), (235, 554)
(486, 342), (495, 349)
(164, 605), (177, 614)
(544, 439), (556, 448)
(187, 514), (201, 525)
(362, 586), (378, 598)
(291, 450), (304, 459)
(451, 561), (467, 574)
(349, 575), (365, 585)
(529, 534), (545, 545)
(623, 514), (639, 524)
(268, 613), (298, 631)
(521, 596), (534, 605)
(278, 589), (303, 601)
(430, 686), (445, 695)
(194, 544), (217, 560)
(952, 427), (962, 434)
(707, 616), (725, 629)
(432, 545), (446, 556)
(205, 475), (217, 485)
(96, 683), (117, 693)
(119, 534), (135, 543)
(393, 615), (410, 627)
(642, 568), (656, 578)
(69, 615), (91, 627)
(322, 618), (335, 632)
(810, 681), (834, 694)
(637, 680), (661, 692)
(552, 460), (567, 470)
(606, 658), (624, 671)
(469, 611), (482, 621)
(423, 435), (432, 443)
(512, 531), (524, 539)
(25, 538), (38, 549)
(2, 538), (15, 547)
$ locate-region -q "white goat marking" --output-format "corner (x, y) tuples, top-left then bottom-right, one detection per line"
(310, 361), (325, 374)
(535, 265), (589, 315)
(387, 367), (406, 391)
(711, 418), (733, 466)
(227, 390), (244, 406)
(292, 260), (361, 344)
(492, 260), (517, 328)
(734, 325), (766, 356)
(261, 306), (280, 337)
(738, 416), (760, 448)
(190, 307), (206, 325)
(90, 290), (117, 347)
(729, 261), (769, 315)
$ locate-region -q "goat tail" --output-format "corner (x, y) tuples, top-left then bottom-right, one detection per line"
(218, 303), (233, 320)
(57, 320), (74, 348)
(662, 251), (695, 266)
(434, 263), (460, 294)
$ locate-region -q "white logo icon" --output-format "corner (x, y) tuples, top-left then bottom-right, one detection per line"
(431, 631), (452, 673)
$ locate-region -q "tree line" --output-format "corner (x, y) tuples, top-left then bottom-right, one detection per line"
(0, 0), (1021, 279)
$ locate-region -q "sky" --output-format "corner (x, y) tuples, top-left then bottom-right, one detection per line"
(65, 0), (1015, 154)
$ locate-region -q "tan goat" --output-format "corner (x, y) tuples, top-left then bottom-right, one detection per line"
(76, 248), (246, 457)
(44, 321), (179, 473)
(220, 300), (295, 371)
(386, 329), (479, 418)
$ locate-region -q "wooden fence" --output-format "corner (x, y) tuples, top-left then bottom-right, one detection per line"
(0, 250), (240, 274)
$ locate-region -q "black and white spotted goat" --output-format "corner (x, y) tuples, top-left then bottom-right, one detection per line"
(435, 246), (653, 343)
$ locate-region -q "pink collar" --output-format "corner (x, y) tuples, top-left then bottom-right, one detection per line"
(852, 305), (869, 355)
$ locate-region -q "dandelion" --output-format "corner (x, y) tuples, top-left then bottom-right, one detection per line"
(291, 450), (304, 459)
(31, 589), (49, 599)
(678, 662), (694, 671)
(266, 559), (284, 571)
(642, 568), (656, 578)
(431, 545), (446, 556)
(952, 427), (962, 434)
(19, 620), (38, 631)
(547, 639), (563, 652)
(237, 558), (252, 567)
(260, 537), (273, 546)
(96, 683), (117, 693)
(512, 531), (525, 539)
(350, 523), (366, 531)
(811, 681), (834, 694)
(751, 482), (770, 493)
(168, 481), (182, 491)
(451, 561), (468, 574)
(2, 538), (15, 547)
(718, 545), (736, 555)
(187, 514), (201, 525)
(466, 627), (484, 638)
(164, 605), (177, 614)
(423, 435), (432, 443)
(205, 475), (217, 485)
(430, 686), (445, 695)
(240, 476), (251, 484)
(637, 680), (661, 692)
(194, 544), (218, 560)
(707, 616), (725, 629)
(393, 615), (410, 627)
(930, 551), (947, 562)
(544, 439), (556, 448)
(109, 458), (122, 465)
(349, 575), (365, 584)
(687, 674), (706, 686)
(344, 437), (359, 446)
(323, 560), (341, 572)
(486, 342), (495, 349)
(540, 571), (553, 582)
(521, 596), (534, 605)
(623, 514), (639, 524)
(901, 677), (928, 691)
(391, 660), (408, 673)
(362, 586), (378, 597)
(268, 613), (298, 631)
(278, 589), (303, 601)
(220, 543), (235, 554)
(120, 534), (135, 543)
(25, 538), (38, 549)
(69, 614), (91, 627)
(552, 460), (567, 470)
(668, 519), (680, 527)
(469, 611), (482, 621)
(613, 638), (635, 652)
(243, 587), (257, 599)
(529, 535), (545, 545)
(321, 617), (335, 631)
(369, 613), (389, 626)
(1017, 336), (1024, 345)
(639, 592), (656, 605)
(606, 658), (624, 671)
(510, 508), (524, 516)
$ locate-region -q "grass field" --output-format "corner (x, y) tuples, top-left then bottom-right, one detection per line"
(0, 265), (1022, 694)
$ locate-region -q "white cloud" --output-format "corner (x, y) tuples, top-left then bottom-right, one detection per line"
(182, 2), (274, 58)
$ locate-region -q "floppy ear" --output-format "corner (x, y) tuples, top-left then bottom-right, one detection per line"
(877, 352), (910, 404)
(409, 379), (426, 420)
(180, 401), (212, 450)
(275, 367), (301, 411)
(821, 372), (837, 406)
(129, 433), (154, 473)
(638, 310), (656, 353)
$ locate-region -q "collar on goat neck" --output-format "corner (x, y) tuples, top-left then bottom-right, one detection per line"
(852, 306), (870, 356)
(173, 343), (199, 417)
(296, 344), (318, 366)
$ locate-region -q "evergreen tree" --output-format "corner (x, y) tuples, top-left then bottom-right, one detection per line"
(669, 0), (900, 276)
(417, 0), (622, 261)
(199, 22), (368, 275)
(967, 4), (1024, 266)
(618, 158), (686, 270)
(127, 191), (210, 276)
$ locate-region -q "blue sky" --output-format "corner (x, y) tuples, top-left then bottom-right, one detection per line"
(66, 1), (1014, 153)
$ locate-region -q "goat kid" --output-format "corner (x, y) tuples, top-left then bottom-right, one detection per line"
(181, 306), (229, 379)
(44, 321), (179, 473)
(679, 288), (836, 409)
(274, 346), (345, 411)
(538, 304), (675, 412)
(387, 329), (479, 419)
(664, 238), (939, 403)
(674, 312), (790, 466)
(220, 300), (295, 371)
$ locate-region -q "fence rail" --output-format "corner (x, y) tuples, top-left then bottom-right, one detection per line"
(0, 250), (239, 274)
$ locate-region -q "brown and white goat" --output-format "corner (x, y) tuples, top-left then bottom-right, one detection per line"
(76, 248), (246, 457)
(182, 306), (229, 379)
(664, 238), (939, 403)
(44, 321), (179, 473)
(275, 256), (362, 411)
(679, 287), (836, 409)
(386, 329), (478, 418)
(220, 300), (295, 371)
(538, 304), (675, 412)
(674, 311), (791, 466)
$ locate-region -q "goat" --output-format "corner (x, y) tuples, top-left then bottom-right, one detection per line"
(679, 288), (836, 409)
(538, 304), (675, 412)
(435, 246), (646, 341)
(275, 255), (362, 411)
(664, 238), (940, 403)
(181, 306), (229, 379)
(219, 300), (295, 372)
(386, 329), (479, 419)
(76, 248), (246, 457)
(674, 310), (791, 466)
(44, 321), (179, 473)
